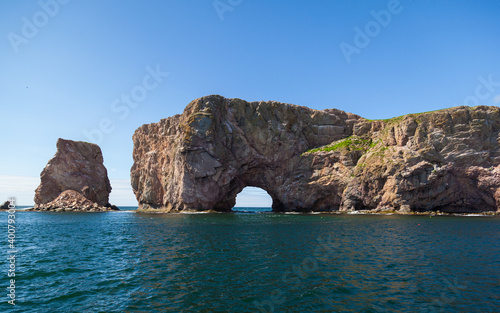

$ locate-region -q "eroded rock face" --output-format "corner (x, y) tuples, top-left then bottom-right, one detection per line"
(131, 95), (360, 212)
(34, 138), (114, 211)
(131, 95), (500, 213)
(342, 106), (500, 213)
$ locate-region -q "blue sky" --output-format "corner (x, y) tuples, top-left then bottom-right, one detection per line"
(1, 0), (500, 206)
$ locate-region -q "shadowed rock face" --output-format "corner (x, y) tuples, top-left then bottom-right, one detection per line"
(34, 138), (113, 211)
(131, 95), (500, 213)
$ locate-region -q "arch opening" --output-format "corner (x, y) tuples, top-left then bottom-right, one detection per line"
(232, 186), (273, 213)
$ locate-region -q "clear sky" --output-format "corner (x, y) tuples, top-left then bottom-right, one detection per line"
(1, 0), (500, 206)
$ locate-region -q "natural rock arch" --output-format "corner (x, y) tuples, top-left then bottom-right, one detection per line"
(131, 95), (360, 212)
(219, 184), (279, 212)
(233, 186), (273, 210)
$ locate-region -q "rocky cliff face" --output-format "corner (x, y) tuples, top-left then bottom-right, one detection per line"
(338, 106), (500, 213)
(33, 138), (116, 212)
(131, 95), (500, 214)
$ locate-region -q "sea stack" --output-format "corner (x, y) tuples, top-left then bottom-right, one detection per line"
(131, 95), (500, 214)
(33, 138), (117, 212)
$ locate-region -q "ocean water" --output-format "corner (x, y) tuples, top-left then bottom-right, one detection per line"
(1, 208), (499, 312)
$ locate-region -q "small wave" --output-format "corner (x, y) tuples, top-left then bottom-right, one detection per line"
(286, 211), (324, 214)
(233, 210), (264, 214)
(346, 211), (367, 215)
(453, 213), (494, 217)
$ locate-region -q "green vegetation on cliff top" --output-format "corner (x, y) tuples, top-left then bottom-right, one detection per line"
(364, 107), (455, 123)
(305, 136), (375, 154)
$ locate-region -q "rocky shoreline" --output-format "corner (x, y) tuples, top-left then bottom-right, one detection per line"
(134, 209), (500, 216)
(26, 190), (119, 212)
(12, 207), (499, 216)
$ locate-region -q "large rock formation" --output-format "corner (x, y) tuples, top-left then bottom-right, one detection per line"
(33, 138), (117, 212)
(131, 95), (500, 214)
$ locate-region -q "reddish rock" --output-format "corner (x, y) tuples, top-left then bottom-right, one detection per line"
(30, 190), (117, 212)
(131, 95), (500, 214)
(33, 138), (115, 212)
(131, 95), (360, 212)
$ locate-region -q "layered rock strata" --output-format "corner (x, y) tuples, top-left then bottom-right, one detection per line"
(33, 138), (117, 212)
(131, 95), (500, 214)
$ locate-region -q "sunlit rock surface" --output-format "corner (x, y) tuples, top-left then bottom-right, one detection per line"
(131, 95), (500, 214)
(33, 138), (116, 212)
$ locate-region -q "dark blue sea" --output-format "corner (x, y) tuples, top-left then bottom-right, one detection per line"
(1, 207), (499, 312)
